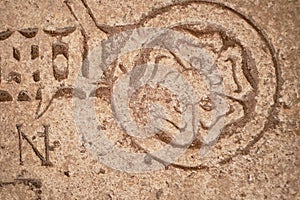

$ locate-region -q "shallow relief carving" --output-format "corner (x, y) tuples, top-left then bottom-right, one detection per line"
(0, 0), (281, 173)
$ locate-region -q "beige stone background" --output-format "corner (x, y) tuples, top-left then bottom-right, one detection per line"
(0, 0), (299, 199)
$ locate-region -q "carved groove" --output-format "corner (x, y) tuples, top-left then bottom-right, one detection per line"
(43, 26), (76, 37)
(17, 90), (31, 101)
(0, 90), (13, 102)
(52, 41), (69, 59)
(18, 27), (38, 38)
(52, 41), (69, 81)
(9, 71), (21, 84)
(31, 44), (39, 60)
(32, 70), (40, 82)
(13, 47), (20, 61)
(0, 30), (14, 40)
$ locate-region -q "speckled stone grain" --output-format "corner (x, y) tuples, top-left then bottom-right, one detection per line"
(0, 0), (299, 199)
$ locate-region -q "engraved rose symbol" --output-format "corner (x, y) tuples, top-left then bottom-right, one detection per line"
(69, 0), (280, 173)
(0, 1), (279, 173)
(73, 27), (226, 172)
